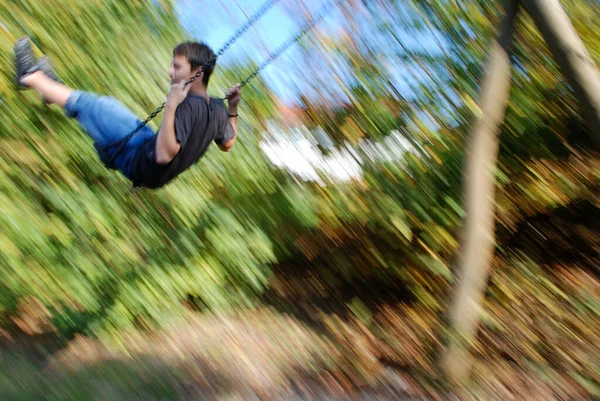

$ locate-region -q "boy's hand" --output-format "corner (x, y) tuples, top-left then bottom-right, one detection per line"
(226, 83), (241, 109)
(166, 80), (192, 108)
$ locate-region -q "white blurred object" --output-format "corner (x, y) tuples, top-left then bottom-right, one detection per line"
(259, 122), (419, 185)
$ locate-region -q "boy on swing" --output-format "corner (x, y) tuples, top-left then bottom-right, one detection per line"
(14, 37), (241, 189)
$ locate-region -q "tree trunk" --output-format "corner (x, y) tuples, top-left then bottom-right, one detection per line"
(439, 0), (518, 385)
(523, 0), (600, 145)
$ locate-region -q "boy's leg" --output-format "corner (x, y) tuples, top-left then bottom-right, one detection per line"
(21, 69), (139, 145)
(25, 71), (153, 174)
(16, 48), (153, 177)
(21, 70), (72, 107)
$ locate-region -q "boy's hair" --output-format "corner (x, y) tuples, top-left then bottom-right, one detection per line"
(173, 42), (216, 86)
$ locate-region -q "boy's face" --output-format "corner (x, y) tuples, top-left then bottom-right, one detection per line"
(169, 54), (199, 84)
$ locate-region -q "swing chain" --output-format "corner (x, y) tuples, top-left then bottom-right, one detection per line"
(216, 0), (281, 58)
(238, 0), (344, 89)
(183, 0), (283, 86)
(105, 101), (167, 166)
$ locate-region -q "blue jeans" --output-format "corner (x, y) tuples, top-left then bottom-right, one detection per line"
(64, 91), (155, 178)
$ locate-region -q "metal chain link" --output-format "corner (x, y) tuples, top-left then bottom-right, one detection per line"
(237, 0), (344, 90)
(106, 0), (343, 167)
(216, 0), (281, 58)
(181, 0), (283, 88)
(107, 102), (168, 165)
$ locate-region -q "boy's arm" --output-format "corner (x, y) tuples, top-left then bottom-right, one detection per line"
(155, 104), (181, 164)
(155, 80), (191, 164)
(219, 84), (241, 152)
(219, 106), (237, 152)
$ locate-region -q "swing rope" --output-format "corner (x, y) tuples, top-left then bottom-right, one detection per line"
(105, 0), (343, 167)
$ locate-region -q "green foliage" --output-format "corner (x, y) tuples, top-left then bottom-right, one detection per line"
(0, 2), (599, 396)
(0, 351), (181, 401)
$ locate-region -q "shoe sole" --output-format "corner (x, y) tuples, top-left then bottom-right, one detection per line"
(14, 37), (36, 89)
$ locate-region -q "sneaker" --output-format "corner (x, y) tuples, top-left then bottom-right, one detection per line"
(26, 56), (61, 83)
(24, 56), (62, 104)
(14, 37), (36, 88)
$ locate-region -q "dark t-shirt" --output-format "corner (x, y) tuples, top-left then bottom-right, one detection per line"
(129, 95), (235, 188)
